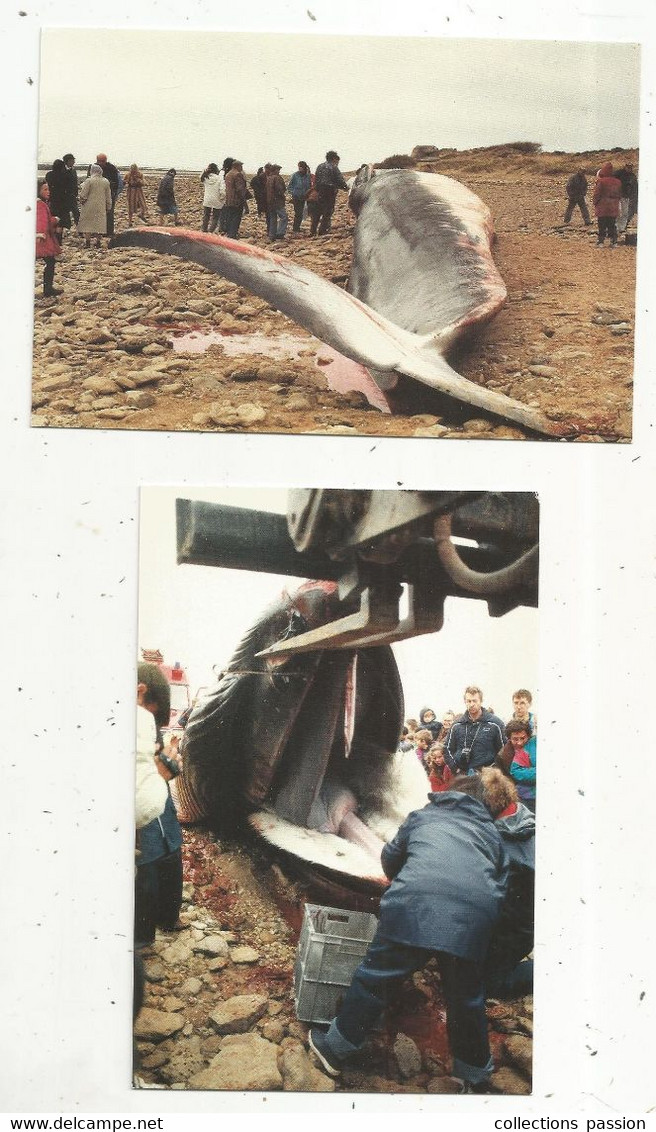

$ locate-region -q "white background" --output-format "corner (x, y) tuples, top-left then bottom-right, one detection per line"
(1, 0), (655, 1123)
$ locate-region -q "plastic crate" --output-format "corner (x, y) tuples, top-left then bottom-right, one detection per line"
(294, 904), (378, 1023)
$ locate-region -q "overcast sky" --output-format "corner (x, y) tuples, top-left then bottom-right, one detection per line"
(38, 30), (640, 172)
(139, 487), (538, 722)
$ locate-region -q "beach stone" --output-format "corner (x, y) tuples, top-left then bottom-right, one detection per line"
(426, 1076), (463, 1094)
(393, 1033), (422, 1079)
(285, 394), (311, 412)
(235, 403), (267, 425)
(280, 1042), (335, 1092)
(193, 934), (230, 958)
(125, 390), (157, 409)
(208, 994), (268, 1035)
(230, 946), (260, 965)
(188, 1033), (282, 1091)
(158, 1036), (206, 1084)
(492, 1066), (531, 1095)
(503, 1033), (533, 1079)
(159, 936), (194, 965)
(134, 1008), (185, 1042)
(413, 425), (449, 437)
(82, 376), (122, 395)
(180, 977), (203, 996)
(260, 1019), (285, 1044)
(529, 365), (556, 377)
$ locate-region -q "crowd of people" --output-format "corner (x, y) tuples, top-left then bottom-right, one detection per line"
(563, 161), (638, 245)
(399, 687), (537, 813)
(309, 684), (537, 1090)
(35, 148), (351, 297)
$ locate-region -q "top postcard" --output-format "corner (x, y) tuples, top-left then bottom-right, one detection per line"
(32, 31), (639, 442)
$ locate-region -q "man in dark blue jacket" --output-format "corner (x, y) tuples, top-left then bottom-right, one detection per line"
(309, 776), (508, 1090)
(445, 685), (506, 774)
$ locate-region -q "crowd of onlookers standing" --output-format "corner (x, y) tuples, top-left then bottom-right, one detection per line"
(400, 686), (537, 813)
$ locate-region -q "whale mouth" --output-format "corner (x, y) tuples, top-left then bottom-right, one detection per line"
(177, 581), (429, 893)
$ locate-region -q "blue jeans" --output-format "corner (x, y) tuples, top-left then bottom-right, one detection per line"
(268, 206), (288, 240)
(325, 930), (494, 1084)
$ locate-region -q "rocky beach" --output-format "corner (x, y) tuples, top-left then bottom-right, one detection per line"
(33, 144), (637, 442)
(134, 826), (533, 1095)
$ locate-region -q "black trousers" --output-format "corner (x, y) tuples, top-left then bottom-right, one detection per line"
(597, 216), (617, 244)
(292, 198), (305, 231)
(134, 848), (183, 947)
(42, 257), (56, 295)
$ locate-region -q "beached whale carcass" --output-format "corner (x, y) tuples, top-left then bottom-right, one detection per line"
(112, 167), (562, 436)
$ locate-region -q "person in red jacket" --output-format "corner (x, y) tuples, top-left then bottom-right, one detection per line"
(593, 162), (622, 247)
(35, 180), (62, 298)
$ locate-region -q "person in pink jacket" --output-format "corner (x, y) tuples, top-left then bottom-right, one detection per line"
(35, 180), (62, 298)
(593, 162), (622, 247)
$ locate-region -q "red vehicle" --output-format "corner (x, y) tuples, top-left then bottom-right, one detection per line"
(141, 648), (191, 735)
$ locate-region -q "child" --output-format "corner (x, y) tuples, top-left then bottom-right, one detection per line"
(413, 728), (432, 773)
(426, 742), (453, 793)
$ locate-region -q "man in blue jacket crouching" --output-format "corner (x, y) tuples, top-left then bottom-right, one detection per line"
(309, 774), (509, 1092)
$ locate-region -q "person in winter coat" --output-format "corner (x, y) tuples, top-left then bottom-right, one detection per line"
(419, 706), (442, 742)
(250, 167), (268, 218)
(266, 164), (288, 241)
(480, 768), (535, 998)
(91, 153), (121, 237)
(506, 719), (536, 813)
(200, 163), (224, 233)
(157, 169), (181, 225)
(45, 159), (72, 239)
(288, 160), (312, 232)
(445, 686), (506, 774)
(223, 160), (248, 239)
(135, 663), (184, 950)
(563, 168), (591, 225)
(35, 180), (63, 297)
(311, 150), (348, 236)
(309, 774), (509, 1091)
(62, 154), (79, 225)
(426, 742), (453, 793)
(593, 162), (622, 246)
(125, 164), (149, 226)
(614, 163), (639, 233)
(78, 164), (112, 248)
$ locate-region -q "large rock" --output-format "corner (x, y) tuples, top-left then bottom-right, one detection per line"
(134, 1008), (185, 1042)
(188, 1033), (282, 1091)
(208, 994), (268, 1034)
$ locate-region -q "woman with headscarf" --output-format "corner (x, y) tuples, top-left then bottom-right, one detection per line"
(78, 163), (112, 249)
(45, 159), (71, 241)
(125, 164), (149, 226)
(35, 179), (62, 298)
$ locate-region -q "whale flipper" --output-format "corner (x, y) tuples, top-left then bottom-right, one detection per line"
(112, 225), (561, 435)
